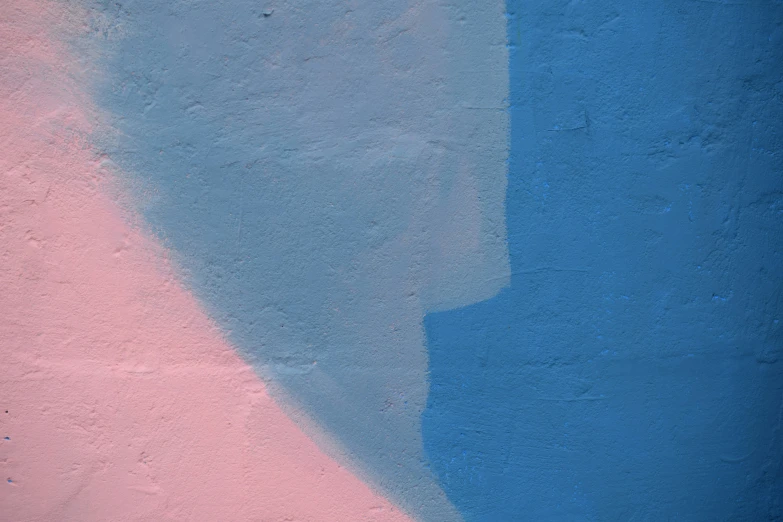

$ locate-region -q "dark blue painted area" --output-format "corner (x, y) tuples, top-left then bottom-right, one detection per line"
(423, 2), (783, 521)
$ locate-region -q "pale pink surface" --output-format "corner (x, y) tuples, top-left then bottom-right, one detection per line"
(0, 2), (412, 521)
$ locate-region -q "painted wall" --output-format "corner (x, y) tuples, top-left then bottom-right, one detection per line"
(1, 1), (781, 521)
(424, 2), (783, 520)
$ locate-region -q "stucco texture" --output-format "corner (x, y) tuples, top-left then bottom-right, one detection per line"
(1, 0), (782, 521)
(425, 1), (783, 520)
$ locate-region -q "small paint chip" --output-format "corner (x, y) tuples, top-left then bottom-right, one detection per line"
(262, 8), (273, 17)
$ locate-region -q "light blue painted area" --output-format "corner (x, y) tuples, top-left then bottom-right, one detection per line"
(87, 1), (509, 519)
(423, 1), (783, 520)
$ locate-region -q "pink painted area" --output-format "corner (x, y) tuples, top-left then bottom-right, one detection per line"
(0, 2), (411, 520)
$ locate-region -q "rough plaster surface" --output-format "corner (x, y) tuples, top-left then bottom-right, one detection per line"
(424, 1), (783, 520)
(3, 1), (782, 521)
(86, 1), (508, 520)
(0, 2), (412, 520)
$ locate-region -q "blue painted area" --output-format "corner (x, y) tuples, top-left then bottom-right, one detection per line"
(423, 1), (783, 521)
(90, 1), (504, 519)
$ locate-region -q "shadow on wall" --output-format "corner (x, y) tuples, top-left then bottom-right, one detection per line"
(423, 1), (783, 521)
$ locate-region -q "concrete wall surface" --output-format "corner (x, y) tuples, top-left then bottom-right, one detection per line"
(1, 1), (781, 521)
